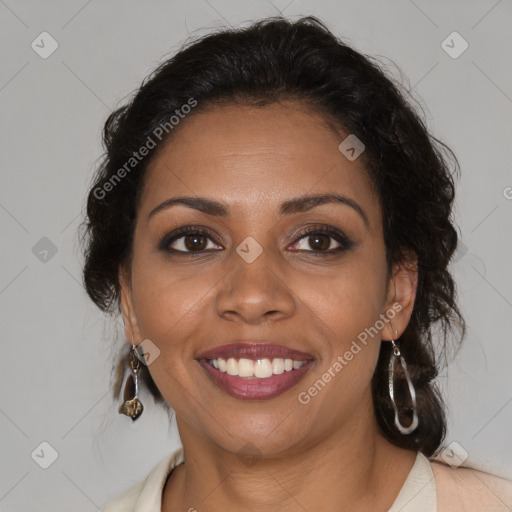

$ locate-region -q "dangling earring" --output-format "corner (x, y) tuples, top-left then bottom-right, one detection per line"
(118, 344), (144, 420)
(388, 336), (418, 435)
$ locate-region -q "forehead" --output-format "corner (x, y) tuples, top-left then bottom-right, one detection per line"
(140, 101), (380, 226)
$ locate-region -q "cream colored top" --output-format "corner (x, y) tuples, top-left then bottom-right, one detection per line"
(102, 447), (512, 511)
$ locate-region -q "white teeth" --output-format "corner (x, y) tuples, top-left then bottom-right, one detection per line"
(226, 357), (238, 376)
(208, 357), (308, 378)
(272, 358), (285, 374)
(238, 358), (254, 377)
(254, 359), (273, 378)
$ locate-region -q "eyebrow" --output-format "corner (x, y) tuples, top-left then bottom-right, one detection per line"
(147, 193), (370, 230)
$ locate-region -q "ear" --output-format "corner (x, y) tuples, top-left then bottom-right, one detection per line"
(381, 249), (418, 341)
(119, 263), (142, 345)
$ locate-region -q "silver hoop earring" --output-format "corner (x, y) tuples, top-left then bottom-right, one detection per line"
(118, 344), (144, 421)
(389, 339), (418, 435)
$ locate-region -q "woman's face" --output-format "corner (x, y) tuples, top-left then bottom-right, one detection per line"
(119, 101), (417, 456)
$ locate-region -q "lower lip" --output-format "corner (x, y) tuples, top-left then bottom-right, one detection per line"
(198, 359), (314, 400)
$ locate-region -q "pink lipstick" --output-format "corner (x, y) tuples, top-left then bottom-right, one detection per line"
(196, 342), (315, 400)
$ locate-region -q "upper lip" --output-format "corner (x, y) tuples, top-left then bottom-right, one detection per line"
(196, 342), (315, 361)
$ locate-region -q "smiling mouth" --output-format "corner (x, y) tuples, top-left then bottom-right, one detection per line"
(197, 353), (314, 400)
(195, 342), (315, 400)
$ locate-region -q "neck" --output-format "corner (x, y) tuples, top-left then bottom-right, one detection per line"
(163, 404), (416, 512)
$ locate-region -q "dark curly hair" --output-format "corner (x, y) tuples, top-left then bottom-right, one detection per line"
(80, 15), (465, 457)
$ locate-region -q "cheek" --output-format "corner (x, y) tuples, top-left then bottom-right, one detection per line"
(130, 252), (216, 342)
(129, 258), (212, 407)
(293, 268), (386, 423)
(295, 255), (388, 344)
(292, 254), (388, 401)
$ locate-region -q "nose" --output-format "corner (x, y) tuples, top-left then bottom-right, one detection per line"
(215, 249), (296, 325)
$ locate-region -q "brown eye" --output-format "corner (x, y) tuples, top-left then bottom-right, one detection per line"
(159, 227), (223, 254)
(305, 234), (333, 252)
(294, 233), (340, 252)
(289, 225), (354, 256)
(182, 234), (208, 251)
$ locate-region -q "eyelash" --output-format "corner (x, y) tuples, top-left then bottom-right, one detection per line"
(158, 224), (354, 257)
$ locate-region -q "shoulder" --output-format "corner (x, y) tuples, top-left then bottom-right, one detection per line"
(429, 457), (512, 511)
(102, 447), (185, 512)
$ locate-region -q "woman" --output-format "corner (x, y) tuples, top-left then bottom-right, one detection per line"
(81, 15), (512, 511)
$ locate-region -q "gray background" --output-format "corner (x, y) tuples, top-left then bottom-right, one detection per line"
(1, 0), (511, 510)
